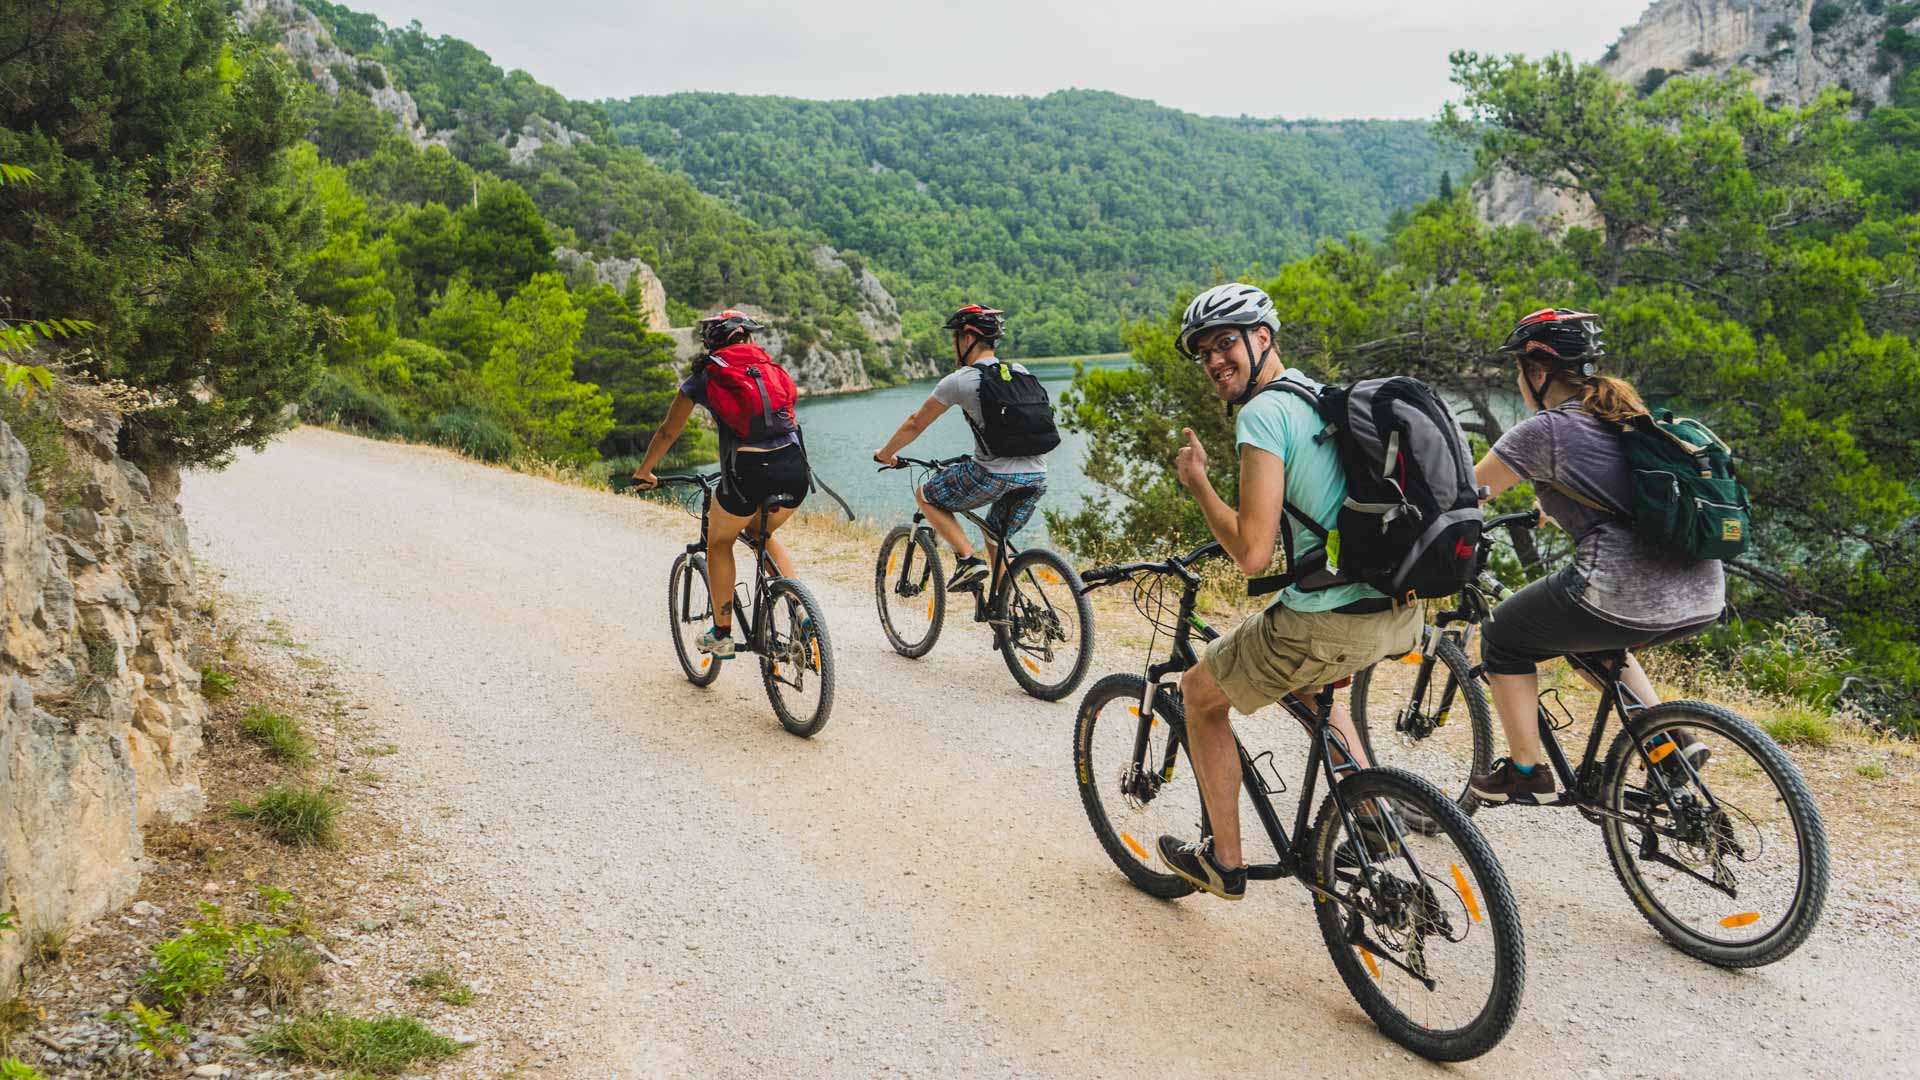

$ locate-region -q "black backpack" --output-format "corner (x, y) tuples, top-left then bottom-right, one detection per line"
(968, 361), (1061, 458)
(1249, 375), (1484, 604)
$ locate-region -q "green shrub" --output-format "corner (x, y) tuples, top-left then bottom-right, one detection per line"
(1, 1057), (48, 1080)
(1810, 3), (1846, 35)
(1769, 23), (1797, 48)
(304, 371), (410, 438)
(199, 667), (237, 701)
(253, 1013), (463, 1074)
(425, 408), (518, 462)
(1637, 67), (1672, 96)
(230, 785), (342, 846)
(110, 1001), (189, 1058)
(0, 392), (80, 508)
(1719, 614), (1852, 708)
(142, 903), (286, 1014)
(241, 706), (315, 764)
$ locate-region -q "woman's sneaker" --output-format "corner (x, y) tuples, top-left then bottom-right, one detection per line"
(1334, 809), (1406, 869)
(1469, 758), (1554, 805)
(695, 627), (735, 659)
(1156, 835), (1246, 901)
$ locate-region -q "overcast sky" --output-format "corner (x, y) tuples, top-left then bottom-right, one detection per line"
(341, 0), (1653, 120)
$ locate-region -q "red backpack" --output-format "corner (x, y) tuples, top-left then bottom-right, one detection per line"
(699, 343), (798, 442)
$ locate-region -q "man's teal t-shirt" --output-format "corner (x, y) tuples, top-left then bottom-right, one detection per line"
(1234, 369), (1383, 611)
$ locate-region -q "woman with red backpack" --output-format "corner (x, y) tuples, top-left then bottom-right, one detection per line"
(631, 311), (810, 659)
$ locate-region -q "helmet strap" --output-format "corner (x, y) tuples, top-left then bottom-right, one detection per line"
(1229, 328), (1273, 408)
(957, 329), (990, 366)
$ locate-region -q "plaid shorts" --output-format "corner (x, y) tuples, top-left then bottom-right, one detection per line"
(922, 459), (1047, 539)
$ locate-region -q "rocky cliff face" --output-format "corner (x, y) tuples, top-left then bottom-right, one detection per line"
(553, 248), (671, 331)
(0, 409), (207, 992)
(238, 0), (449, 148)
(1478, 0), (1919, 227)
(1605, 0), (1911, 109)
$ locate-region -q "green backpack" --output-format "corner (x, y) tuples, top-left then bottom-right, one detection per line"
(1552, 411), (1753, 562)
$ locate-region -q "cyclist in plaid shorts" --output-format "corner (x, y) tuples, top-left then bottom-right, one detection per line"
(873, 305), (1049, 590)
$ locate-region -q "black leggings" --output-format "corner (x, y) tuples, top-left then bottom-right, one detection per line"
(716, 444), (809, 518)
(1480, 567), (1720, 676)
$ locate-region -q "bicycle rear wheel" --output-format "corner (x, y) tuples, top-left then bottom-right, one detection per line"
(1311, 767), (1525, 1062)
(1073, 673), (1201, 899)
(667, 552), (721, 687)
(1600, 701), (1828, 968)
(874, 525), (944, 658)
(761, 578), (835, 738)
(999, 549), (1094, 701)
(1350, 636), (1493, 830)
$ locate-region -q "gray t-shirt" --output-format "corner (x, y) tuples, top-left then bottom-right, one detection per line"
(930, 359), (1049, 475)
(1491, 403), (1724, 630)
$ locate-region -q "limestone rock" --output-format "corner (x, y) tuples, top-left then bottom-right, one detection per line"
(552, 248), (671, 331)
(0, 409), (208, 993)
(503, 116), (594, 168)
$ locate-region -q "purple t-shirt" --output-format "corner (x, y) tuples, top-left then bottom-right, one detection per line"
(1491, 403), (1724, 630)
(680, 367), (799, 452)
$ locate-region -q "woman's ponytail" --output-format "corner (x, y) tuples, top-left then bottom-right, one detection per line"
(1580, 374), (1648, 423)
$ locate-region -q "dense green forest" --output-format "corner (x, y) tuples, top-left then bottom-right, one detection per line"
(1060, 51), (1920, 731)
(603, 93), (1468, 357)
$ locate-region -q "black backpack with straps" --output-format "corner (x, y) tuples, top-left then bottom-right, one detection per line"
(968, 361), (1061, 458)
(1248, 375), (1484, 604)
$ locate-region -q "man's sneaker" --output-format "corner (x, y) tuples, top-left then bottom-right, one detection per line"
(1469, 758), (1554, 805)
(1156, 835), (1246, 901)
(947, 556), (989, 592)
(1334, 808), (1405, 870)
(695, 628), (735, 659)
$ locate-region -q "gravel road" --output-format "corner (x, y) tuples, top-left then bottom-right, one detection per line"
(183, 428), (1918, 1078)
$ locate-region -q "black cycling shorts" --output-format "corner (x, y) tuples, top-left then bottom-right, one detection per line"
(1479, 566), (1720, 676)
(716, 443), (809, 518)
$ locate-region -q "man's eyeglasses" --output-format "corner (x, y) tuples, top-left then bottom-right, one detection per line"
(1188, 334), (1242, 365)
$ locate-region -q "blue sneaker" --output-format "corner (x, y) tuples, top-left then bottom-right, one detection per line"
(695, 628), (735, 659)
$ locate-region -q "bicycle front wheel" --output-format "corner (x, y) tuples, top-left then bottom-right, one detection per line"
(874, 525), (944, 658)
(1073, 673), (1201, 899)
(1311, 767), (1526, 1062)
(1600, 701), (1829, 968)
(1350, 635), (1493, 829)
(667, 552), (721, 687)
(999, 549), (1094, 701)
(760, 578), (835, 738)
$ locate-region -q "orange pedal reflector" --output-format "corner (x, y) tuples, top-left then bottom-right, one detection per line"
(1360, 948), (1381, 980)
(1451, 863), (1482, 924)
(1396, 652), (1423, 664)
(1121, 832), (1150, 862)
(1647, 739), (1677, 764)
(1720, 912), (1761, 928)
(888, 553), (898, 576)
(1023, 656), (1040, 674)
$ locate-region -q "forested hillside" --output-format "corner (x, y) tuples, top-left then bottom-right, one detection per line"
(605, 93), (1468, 356)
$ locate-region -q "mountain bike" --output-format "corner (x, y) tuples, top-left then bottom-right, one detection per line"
(1350, 509), (1828, 967)
(652, 473), (835, 737)
(872, 455), (1093, 701)
(1073, 542), (1525, 1061)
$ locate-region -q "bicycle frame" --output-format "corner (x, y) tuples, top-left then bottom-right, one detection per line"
(667, 474), (782, 654)
(1084, 547), (1424, 898)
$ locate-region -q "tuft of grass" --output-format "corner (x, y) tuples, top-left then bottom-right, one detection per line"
(1761, 705), (1838, 748)
(359, 742), (398, 757)
(199, 666), (237, 701)
(1856, 759), (1889, 780)
(240, 706), (314, 764)
(406, 966), (473, 1005)
(248, 937), (323, 1009)
(230, 785), (342, 847)
(27, 925), (68, 967)
(253, 1013), (464, 1074)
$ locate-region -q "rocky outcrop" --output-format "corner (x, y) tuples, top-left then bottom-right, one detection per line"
(238, 0), (451, 148)
(553, 248), (671, 330)
(1, 409), (207, 992)
(504, 117), (595, 168)
(1479, 0), (1919, 228)
(1605, 0), (1912, 110)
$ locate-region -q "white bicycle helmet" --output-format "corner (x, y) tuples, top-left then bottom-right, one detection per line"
(1177, 283), (1280, 405)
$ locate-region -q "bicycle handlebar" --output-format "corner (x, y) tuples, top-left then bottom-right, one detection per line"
(1079, 540), (1227, 593)
(1484, 507), (1540, 534)
(876, 454), (971, 473)
(630, 472), (720, 494)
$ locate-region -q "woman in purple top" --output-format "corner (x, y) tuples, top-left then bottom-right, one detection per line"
(1467, 309), (1726, 805)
